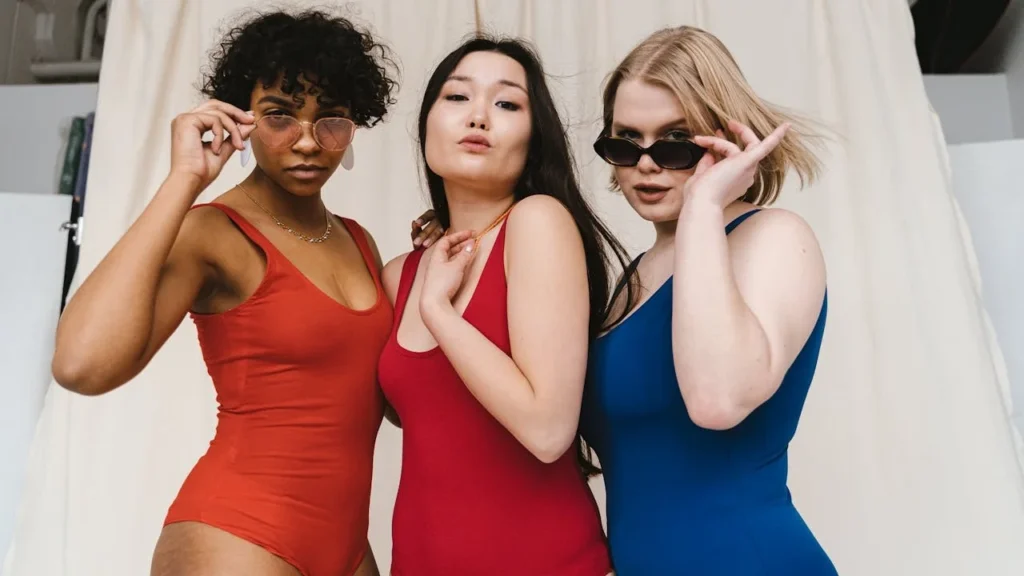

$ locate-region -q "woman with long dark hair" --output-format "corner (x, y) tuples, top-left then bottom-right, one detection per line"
(377, 36), (626, 575)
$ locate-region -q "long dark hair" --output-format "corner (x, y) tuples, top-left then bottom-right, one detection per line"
(417, 36), (630, 477)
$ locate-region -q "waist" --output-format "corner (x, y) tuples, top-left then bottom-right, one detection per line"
(211, 406), (380, 466)
(605, 456), (790, 509)
(174, 436), (376, 514)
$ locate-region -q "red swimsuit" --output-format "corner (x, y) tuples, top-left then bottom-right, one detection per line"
(378, 222), (612, 575)
(164, 203), (390, 576)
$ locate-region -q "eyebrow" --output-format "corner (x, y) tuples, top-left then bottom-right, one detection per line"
(257, 94), (349, 116)
(256, 95), (296, 108)
(612, 118), (691, 133)
(447, 74), (528, 95)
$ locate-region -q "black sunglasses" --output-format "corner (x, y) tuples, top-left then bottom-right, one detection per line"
(593, 136), (706, 170)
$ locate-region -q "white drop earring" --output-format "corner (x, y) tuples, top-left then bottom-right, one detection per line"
(341, 145), (354, 170)
(240, 139), (252, 167)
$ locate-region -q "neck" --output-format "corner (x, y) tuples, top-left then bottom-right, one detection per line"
(651, 200), (749, 252)
(243, 168), (325, 227)
(443, 181), (515, 236)
(651, 218), (677, 253)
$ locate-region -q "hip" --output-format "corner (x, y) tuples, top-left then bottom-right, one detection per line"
(607, 503), (835, 576)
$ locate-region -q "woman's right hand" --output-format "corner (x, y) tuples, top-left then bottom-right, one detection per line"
(169, 100), (256, 191)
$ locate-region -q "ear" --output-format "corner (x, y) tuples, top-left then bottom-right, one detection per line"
(342, 145), (355, 170)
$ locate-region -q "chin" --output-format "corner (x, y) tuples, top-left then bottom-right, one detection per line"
(624, 195), (682, 224)
(635, 205), (680, 224)
(279, 174), (333, 196)
(438, 165), (512, 190)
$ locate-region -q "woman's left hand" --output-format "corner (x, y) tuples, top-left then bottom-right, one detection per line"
(685, 120), (790, 210)
(419, 230), (476, 315)
(411, 209), (446, 248)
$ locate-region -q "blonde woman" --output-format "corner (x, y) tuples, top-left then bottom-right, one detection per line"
(581, 27), (836, 575)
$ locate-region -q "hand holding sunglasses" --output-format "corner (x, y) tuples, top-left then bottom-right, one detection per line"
(683, 120), (791, 209)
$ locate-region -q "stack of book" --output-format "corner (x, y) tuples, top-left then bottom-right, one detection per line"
(58, 112), (95, 310)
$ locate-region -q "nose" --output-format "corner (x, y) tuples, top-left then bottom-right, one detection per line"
(636, 152), (660, 174)
(466, 98), (489, 131)
(291, 121), (320, 155)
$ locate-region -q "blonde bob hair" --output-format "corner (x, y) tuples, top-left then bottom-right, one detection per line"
(601, 26), (822, 205)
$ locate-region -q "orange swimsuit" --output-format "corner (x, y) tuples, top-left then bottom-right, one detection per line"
(164, 203), (391, 576)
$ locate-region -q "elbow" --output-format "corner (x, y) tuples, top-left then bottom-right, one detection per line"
(683, 389), (751, 431)
(524, 427), (576, 464)
(678, 366), (777, 430)
(51, 352), (116, 396)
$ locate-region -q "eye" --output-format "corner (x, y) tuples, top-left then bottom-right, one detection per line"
(496, 101), (521, 111)
(615, 129), (641, 140)
(444, 93), (468, 102)
(265, 109), (289, 116)
(663, 129), (691, 141)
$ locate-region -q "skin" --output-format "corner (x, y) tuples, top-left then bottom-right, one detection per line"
(51, 76), (439, 576)
(606, 78), (827, 430)
(381, 51), (591, 463)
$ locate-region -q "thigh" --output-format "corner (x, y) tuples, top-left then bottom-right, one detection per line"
(352, 546), (380, 576)
(151, 521), (302, 576)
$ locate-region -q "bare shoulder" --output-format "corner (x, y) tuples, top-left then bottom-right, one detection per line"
(382, 251), (413, 304)
(730, 208), (822, 258)
(729, 207), (826, 295)
(504, 196), (585, 287)
(174, 204), (240, 263)
(507, 194), (575, 234)
(505, 195), (579, 261)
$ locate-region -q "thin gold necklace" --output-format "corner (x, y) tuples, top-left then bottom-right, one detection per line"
(238, 182), (332, 244)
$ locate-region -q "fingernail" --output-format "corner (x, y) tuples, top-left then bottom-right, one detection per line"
(465, 245), (473, 253)
(413, 238), (421, 246)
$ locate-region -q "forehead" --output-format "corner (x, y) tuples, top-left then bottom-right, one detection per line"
(451, 51), (527, 88)
(612, 79), (688, 129)
(252, 75), (345, 111)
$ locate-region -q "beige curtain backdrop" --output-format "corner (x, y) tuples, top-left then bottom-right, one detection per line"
(5, 0), (1024, 575)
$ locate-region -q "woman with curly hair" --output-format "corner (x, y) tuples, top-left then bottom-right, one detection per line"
(50, 9), (437, 576)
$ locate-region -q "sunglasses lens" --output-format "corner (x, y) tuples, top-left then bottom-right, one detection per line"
(315, 118), (355, 151)
(595, 137), (642, 166)
(256, 116), (302, 148)
(649, 140), (704, 170)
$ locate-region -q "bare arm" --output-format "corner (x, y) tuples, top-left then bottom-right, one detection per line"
(419, 196), (589, 463)
(53, 175), (213, 394)
(672, 202), (826, 430)
(51, 100), (252, 395)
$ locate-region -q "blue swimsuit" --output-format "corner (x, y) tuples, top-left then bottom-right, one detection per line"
(582, 210), (837, 575)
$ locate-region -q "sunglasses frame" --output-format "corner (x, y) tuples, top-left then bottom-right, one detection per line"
(593, 135), (706, 170)
(253, 115), (356, 151)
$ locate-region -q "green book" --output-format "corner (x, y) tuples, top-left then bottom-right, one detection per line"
(58, 116), (86, 195)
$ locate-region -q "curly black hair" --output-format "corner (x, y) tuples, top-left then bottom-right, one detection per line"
(200, 8), (399, 127)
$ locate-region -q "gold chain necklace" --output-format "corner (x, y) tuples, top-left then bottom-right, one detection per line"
(238, 183), (332, 244)
(448, 203), (515, 251)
